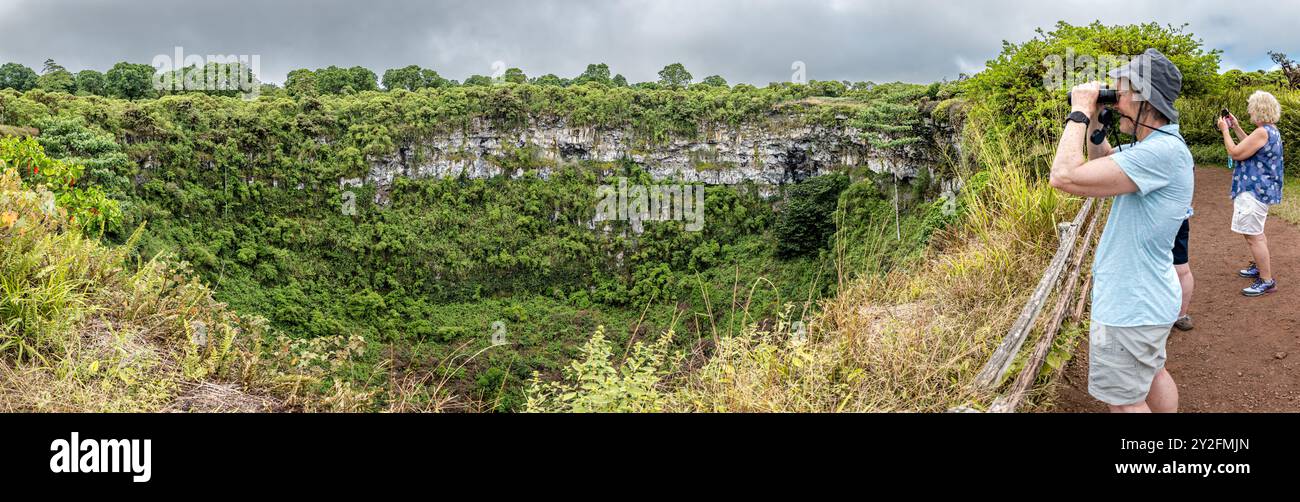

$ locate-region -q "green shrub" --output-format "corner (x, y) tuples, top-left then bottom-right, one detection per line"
(775, 173), (850, 258)
(524, 326), (681, 413)
(0, 136), (121, 235)
(964, 21), (1222, 154)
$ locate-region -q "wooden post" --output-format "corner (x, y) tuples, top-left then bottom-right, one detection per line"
(1071, 274), (1093, 322)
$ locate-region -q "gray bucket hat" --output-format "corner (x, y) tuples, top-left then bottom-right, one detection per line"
(1109, 48), (1183, 123)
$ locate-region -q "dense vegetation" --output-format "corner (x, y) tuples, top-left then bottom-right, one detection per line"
(0, 74), (954, 410)
(0, 139), (380, 411)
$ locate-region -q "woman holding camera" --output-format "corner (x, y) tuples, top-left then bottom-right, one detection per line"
(1218, 91), (1284, 297)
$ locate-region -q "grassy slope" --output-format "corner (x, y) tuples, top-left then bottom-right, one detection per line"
(0, 149), (401, 412)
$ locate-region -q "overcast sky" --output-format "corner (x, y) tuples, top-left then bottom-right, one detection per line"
(0, 0), (1290, 85)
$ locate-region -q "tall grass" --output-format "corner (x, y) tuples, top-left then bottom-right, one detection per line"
(657, 106), (1081, 411)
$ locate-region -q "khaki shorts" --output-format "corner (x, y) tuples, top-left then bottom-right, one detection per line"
(1232, 192), (1269, 236)
(1088, 322), (1172, 406)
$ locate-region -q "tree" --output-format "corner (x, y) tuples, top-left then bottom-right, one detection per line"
(1268, 51), (1300, 90)
(37, 71), (76, 93)
(104, 62), (156, 100)
(74, 70), (105, 95)
(531, 74), (568, 87)
(612, 74), (628, 87)
(0, 62), (39, 91)
(314, 65), (377, 94)
(155, 61), (256, 97)
(348, 66), (379, 92)
(964, 21), (1223, 140)
(315, 66), (351, 94)
(422, 68), (449, 89)
(382, 65), (448, 91)
(657, 63), (692, 89)
(34, 115), (133, 197)
(809, 79), (847, 97)
(1222, 68), (1287, 89)
(258, 82), (283, 98)
(574, 63), (611, 85)
(774, 173), (851, 258)
(700, 75), (728, 87)
(285, 69), (318, 97)
(503, 67), (527, 84)
(382, 65), (418, 91)
(36, 59), (76, 93)
(463, 75), (493, 86)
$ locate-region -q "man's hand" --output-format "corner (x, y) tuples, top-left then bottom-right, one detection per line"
(1051, 81), (1139, 198)
(1217, 116), (1230, 132)
(1070, 81), (1103, 114)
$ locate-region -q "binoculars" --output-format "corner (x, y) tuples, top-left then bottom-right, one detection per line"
(1066, 88), (1119, 106)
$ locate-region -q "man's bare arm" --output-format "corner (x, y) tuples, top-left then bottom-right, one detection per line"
(1051, 149), (1139, 197)
(1049, 123), (1135, 196)
(1050, 82), (1139, 198)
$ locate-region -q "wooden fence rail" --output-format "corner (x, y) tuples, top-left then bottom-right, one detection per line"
(972, 197), (1097, 389)
(951, 196), (1107, 413)
(990, 200), (1105, 412)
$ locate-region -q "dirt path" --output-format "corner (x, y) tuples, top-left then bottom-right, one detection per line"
(1053, 166), (1300, 412)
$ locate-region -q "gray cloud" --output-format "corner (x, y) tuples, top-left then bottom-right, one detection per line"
(0, 0), (1291, 85)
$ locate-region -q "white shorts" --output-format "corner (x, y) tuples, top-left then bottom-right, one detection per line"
(1232, 192), (1269, 236)
(1088, 322), (1172, 406)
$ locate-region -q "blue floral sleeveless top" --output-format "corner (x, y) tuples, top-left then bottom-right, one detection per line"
(1231, 124), (1284, 205)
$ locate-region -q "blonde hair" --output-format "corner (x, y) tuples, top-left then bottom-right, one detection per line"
(1248, 90), (1282, 125)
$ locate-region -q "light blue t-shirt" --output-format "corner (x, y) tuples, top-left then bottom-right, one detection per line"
(1091, 124), (1194, 327)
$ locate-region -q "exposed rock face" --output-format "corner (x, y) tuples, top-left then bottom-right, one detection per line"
(362, 116), (956, 190)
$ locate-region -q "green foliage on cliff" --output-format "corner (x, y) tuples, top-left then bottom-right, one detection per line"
(0, 75), (948, 410)
(775, 173), (850, 258)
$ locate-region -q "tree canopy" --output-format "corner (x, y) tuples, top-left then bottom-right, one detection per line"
(657, 63), (692, 89)
(0, 63), (38, 92)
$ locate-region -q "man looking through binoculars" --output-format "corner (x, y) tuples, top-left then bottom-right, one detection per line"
(1049, 48), (1194, 413)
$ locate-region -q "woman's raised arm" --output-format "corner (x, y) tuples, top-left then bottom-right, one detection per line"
(1219, 117), (1269, 161)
